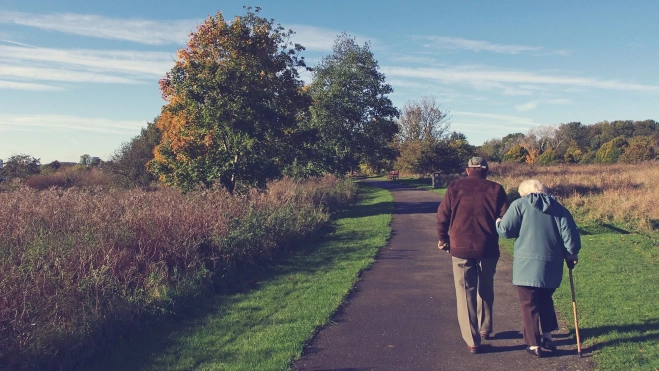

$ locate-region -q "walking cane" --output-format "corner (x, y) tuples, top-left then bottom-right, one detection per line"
(569, 268), (583, 357)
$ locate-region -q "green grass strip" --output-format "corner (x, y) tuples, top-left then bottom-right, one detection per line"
(385, 177), (447, 196)
(500, 226), (659, 371)
(86, 184), (393, 371)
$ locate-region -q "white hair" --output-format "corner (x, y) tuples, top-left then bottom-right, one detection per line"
(518, 179), (547, 197)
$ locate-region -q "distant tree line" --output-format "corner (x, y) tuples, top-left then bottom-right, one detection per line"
(477, 120), (659, 165)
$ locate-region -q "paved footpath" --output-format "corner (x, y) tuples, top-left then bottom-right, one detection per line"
(292, 180), (593, 371)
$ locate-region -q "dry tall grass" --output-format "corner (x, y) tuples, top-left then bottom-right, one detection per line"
(0, 175), (357, 370)
(489, 161), (659, 230)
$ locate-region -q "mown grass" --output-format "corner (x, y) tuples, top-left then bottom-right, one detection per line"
(385, 176), (447, 196)
(499, 226), (659, 370)
(84, 184), (393, 371)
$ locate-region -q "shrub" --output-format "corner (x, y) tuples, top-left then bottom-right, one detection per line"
(502, 144), (528, 163)
(619, 136), (656, 163)
(595, 136), (627, 163)
(536, 148), (558, 165)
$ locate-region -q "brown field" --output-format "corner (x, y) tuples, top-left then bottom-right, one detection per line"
(488, 161), (659, 231)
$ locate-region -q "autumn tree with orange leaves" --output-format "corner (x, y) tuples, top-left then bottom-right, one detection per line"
(148, 7), (310, 193)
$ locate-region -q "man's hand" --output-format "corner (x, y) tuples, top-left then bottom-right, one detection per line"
(438, 240), (450, 253)
(565, 254), (578, 269)
(496, 217), (502, 226)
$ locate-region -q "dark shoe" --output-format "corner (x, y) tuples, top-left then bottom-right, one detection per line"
(526, 346), (543, 358)
(541, 338), (557, 352)
(480, 332), (490, 340)
(469, 346), (480, 354)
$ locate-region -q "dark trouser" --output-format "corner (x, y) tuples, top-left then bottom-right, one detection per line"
(516, 286), (559, 346)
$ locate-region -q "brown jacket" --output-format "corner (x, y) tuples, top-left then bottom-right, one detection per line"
(436, 172), (509, 259)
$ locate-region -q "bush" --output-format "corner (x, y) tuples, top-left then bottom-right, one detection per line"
(537, 148), (558, 165)
(619, 136), (656, 163)
(503, 144), (528, 163)
(595, 136), (627, 163)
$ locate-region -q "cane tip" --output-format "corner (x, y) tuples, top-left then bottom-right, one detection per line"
(578, 352), (582, 358)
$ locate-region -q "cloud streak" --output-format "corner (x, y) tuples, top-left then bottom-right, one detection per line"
(0, 11), (197, 45)
(0, 114), (146, 135)
(423, 36), (542, 54)
(0, 44), (174, 89)
(382, 65), (659, 92)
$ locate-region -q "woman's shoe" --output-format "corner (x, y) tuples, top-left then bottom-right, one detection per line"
(526, 346), (543, 357)
(541, 338), (557, 352)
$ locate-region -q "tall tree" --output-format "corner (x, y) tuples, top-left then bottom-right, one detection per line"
(0, 154), (40, 179)
(309, 33), (399, 175)
(107, 120), (162, 189)
(148, 7), (310, 193)
(397, 96), (450, 143)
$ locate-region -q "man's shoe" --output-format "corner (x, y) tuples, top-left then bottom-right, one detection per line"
(525, 346), (543, 358)
(468, 346), (480, 354)
(480, 332), (490, 340)
(541, 338), (557, 352)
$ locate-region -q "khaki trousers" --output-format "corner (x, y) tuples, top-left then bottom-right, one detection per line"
(451, 256), (498, 347)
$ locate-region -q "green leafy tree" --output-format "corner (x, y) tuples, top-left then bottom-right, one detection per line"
(439, 137), (476, 174)
(536, 147), (558, 165)
(148, 7), (310, 193)
(309, 33), (399, 175)
(595, 136), (627, 164)
(563, 140), (584, 164)
(0, 154), (40, 179)
(503, 144), (529, 163)
(618, 136), (657, 163)
(40, 160), (61, 175)
(107, 120), (162, 188)
(477, 138), (504, 163)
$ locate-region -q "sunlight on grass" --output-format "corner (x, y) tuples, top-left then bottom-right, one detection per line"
(500, 226), (659, 370)
(86, 184), (393, 371)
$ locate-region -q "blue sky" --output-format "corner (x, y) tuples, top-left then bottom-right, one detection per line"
(1, 0), (658, 164)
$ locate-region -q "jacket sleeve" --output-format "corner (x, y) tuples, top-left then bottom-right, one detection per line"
(436, 188), (452, 242)
(497, 200), (521, 239)
(497, 185), (510, 218)
(558, 208), (581, 256)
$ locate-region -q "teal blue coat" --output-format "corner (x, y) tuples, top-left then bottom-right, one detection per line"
(496, 193), (581, 288)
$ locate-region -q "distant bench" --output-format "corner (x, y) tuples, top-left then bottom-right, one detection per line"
(387, 170), (399, 180)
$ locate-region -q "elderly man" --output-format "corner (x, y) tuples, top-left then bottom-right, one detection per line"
(436, 157), (509, 354)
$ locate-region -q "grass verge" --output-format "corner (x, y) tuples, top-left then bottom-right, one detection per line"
(499, 224), (659, 370)
(84, 183), (393, 371)
(385, 177), (447, 196)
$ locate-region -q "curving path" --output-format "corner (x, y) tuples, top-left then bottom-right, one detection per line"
(291, 180), (593, 371)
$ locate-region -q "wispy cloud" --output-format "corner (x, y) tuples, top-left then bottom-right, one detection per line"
(515, 101), (539, 112)
(450, 110), (550, 140)
(381, 65), (659, 92)
(0, 44), (173, 89)
(0, 80), (63, 91)
(0, 45), (173, 76)
(514, 98), (573, 112)
(0, 114), (146, 135)
(422, 36), (542, 54)
(286, 24), (341, 51)
(0, 11), (197, 45)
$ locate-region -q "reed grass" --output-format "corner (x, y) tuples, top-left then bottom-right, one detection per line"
(0, 175), (357, 370)
(488, 161), (659, 231)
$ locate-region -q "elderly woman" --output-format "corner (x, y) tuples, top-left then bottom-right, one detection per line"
(496, 179), (580, 358)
